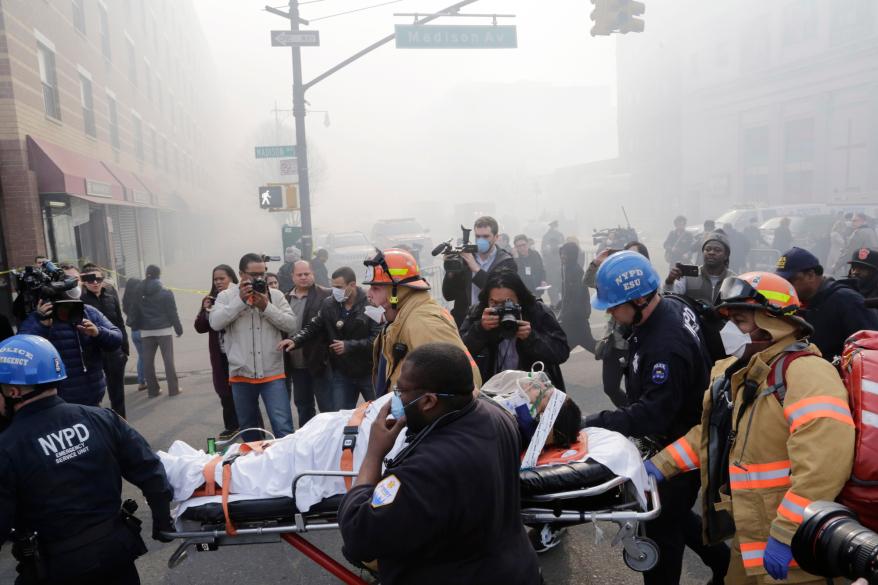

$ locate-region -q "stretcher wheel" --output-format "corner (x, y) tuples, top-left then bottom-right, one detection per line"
(622, 537), (658, 572)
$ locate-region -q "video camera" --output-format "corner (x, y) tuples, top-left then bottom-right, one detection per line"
(431, 225), (478, 273)
(13, 261), (80, 315)
(493, 299), (522, 339)
(592, 226), (638, 248)
(792, 501), (878, 584)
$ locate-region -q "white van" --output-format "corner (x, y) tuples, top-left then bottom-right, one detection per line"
(715, 204), (828, 230)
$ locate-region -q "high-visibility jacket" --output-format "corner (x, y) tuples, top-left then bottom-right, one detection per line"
(651, 334), (855, 579)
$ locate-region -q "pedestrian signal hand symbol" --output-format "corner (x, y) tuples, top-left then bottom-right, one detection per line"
(258, 186), (283, 209)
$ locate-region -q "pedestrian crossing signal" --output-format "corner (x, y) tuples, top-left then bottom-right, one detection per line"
(259, 186), (283, 209)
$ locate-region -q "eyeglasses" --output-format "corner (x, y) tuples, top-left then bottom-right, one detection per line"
(391, 384), (456, 400)
(81, 274), (104, 283)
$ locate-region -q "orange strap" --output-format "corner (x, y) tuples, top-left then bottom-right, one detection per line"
(340, 402), (371, 490)
(192, 456), (222, 497)
(221, 462), (236, 536)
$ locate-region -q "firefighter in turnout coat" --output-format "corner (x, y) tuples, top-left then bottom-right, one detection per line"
(647, 272), (855, 584)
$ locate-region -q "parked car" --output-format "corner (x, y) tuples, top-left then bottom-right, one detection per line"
(370, 218), (433, 265)
(757, 214), (835, 265)
(318, 231), (375, 274)
(716, 204), (828, 231)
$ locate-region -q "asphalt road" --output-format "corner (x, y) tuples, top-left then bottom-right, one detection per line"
(0, 296), (712, 584)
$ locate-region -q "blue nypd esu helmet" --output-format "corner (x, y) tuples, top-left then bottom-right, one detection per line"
(0, 334), (67, 386)
(592, 250), (661, 311)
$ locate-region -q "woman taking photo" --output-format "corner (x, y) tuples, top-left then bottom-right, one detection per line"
(195, 264), (240, 439)
(460, 270), (570, 389)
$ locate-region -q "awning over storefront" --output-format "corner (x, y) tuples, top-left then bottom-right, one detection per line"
(27, 136), (126, 203)
(102, 162), (157, 207)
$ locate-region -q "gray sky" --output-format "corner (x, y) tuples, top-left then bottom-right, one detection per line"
(194, 0), (618, 235)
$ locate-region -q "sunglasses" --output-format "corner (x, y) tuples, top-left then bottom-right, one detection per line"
(81, 274), (104, 283)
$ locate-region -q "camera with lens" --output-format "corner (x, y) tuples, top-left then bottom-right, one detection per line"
(432, 225), (479, 273)
(250, 276), (268, 294)
(493, 299), (522, 339)
(13, 261), (80, 315)
(592, 226), (638, 248)
(792, 501), (878, 584)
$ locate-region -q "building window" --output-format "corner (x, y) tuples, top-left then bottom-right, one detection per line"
(72, 0), (86, 35)
(126, 37), (137, 87)
(107, 94), (120, 149)
(783, 170), (814, 202)
(784, 118), (814, 164)
(831, 0), (875, 46)
(37, 41), (61, 120)
(743, 126), (770, 167)
(151, 127), (157, 166)
(144, 60), (152, 101)
(783, 0), (817, 46)
(162, 136), (168, 171)
(740, 16), (770, 71)
(79, 72), (96, 137)
(99, 3), (111, 61)
(133, 114), (143, 161)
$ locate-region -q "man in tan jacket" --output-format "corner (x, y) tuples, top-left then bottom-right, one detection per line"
(646, 271), (855, 584)
(363, 249), (481, 395)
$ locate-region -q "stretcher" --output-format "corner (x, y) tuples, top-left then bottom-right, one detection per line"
(160, 437), (662, 585)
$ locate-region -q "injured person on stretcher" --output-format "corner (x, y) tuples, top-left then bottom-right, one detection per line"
(159, 364), (649, 522)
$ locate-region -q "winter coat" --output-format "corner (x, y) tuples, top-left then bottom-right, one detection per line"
(291, 287), (379, 378)
(121, 278), (142, 330)
(651, 335), (855, 580)
(442, 247), (517, 326)
(277, 262), (295, 294)
(516, 251), (546, 294)
(772, 226), (794, 255)
(799, 278), (878, 362)
(663, 228), (694, 264)
(284, 285), (331, 376)
(81, 285), (129, 355)
(372, 288), (481, 392)
(195, 301), (229, 394)
(460, 301), (570, 390)
(209, 283), (297, 380)
(664, 266), (735, 306)
(19, 305), (122, 406)
(558, 242), (591, 349)
(132, 278), (183, 335)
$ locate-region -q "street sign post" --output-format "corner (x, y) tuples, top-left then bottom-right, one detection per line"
(259, 186), (284, 209)
(279, 158), (298, 177)
(271, 30), (320, 47)
(394, 24), (517, 49)
(255, 145), (296, 159)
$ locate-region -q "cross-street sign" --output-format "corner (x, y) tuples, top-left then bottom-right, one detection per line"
(271, 30), (320, 47)
(255, 145), (296, 159)
(259, 186), (284, 209)
(394, 25), (518, 49)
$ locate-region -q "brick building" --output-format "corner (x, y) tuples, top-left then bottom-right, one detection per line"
(0, 0), (224, 317)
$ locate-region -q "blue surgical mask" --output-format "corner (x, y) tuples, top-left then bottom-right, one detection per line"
(476, 237), (491, 254)
(390, 391), (427, 419)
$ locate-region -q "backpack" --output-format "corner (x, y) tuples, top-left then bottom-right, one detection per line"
(767, 332), (878, 531)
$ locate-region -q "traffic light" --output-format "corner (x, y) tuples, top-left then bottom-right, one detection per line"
(258, 185), (283, 209)
(590, 0), (645, 37)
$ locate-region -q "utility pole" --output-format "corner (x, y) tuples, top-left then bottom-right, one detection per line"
(268, 0), (482, 259)
(288, 0), (314, 259)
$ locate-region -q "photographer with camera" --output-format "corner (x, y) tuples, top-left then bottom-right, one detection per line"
(80, 263), (129, 418)
(442, 216), (517, 327)
(664, 230), (735, 305)
(460, 271), (569, 389)
(646, 272), (856, 584)
(129, 265), (183, 398)
(19, 264), (122, 408)
(210, 253), (297, 441)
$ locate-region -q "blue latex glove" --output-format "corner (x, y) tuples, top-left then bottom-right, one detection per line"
(763, 536), (793, 580)
(643, 460), (665, 483)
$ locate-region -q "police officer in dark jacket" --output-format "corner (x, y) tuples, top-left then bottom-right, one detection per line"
(282, 267), (379, 410)
(460, 271), (569, 389)
(584, 251), (728, 585)
(0, 335), (173, 585)
(80, 263), (129, 418)
(339, 342), (541, 585)
(776, 246), (878, 361)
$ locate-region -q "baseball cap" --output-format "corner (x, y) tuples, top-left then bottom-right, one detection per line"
(848, 248), (878, 270)
(775, 247), (821, 280)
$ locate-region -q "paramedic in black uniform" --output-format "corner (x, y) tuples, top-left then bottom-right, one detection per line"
(584, 251), (728, 585)
(338, 342), (540, 585)
(0, 334), (174, 585)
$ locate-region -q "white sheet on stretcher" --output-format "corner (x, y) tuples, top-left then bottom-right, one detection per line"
(161, 395), (649, 521)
